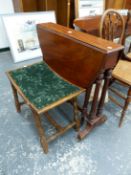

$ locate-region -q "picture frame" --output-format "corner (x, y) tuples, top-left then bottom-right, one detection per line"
(2, 11), (56, 63)
(75, 0), (105, 18)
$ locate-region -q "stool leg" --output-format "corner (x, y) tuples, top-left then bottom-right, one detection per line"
(73, 98), (80, 131)
(32, 110), (48, 154)
(119, 86), (131, 127)
(11, 83), (21, 113)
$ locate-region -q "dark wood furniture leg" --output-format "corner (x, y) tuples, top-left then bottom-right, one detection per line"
(32, 97), (81, 154)
(119, 86), (131, 127)
(10, 82), (48, 154)
(73, 97), (80, 131)
(81, 86), (92, 124)
(97, 69), (112, 116)
(128, 43), (131, 53)
(32, 110), (48, 154)
(78, 70), (112, 139)
(11, 83), (21, 113)
(88, 71), (104, 123)
(10, 77), (81, 154)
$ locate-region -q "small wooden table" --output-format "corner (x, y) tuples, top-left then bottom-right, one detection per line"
(37, 22), (124, 140)
(74, 15), (131, 37)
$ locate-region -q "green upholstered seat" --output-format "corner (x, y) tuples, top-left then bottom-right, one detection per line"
(9, 62), (81, 110)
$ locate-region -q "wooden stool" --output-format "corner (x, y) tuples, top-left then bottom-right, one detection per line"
(7, 62), (84, 154)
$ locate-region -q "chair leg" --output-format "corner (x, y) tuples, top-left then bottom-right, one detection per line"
(119, 87), (131, 127)
(32, 110), (48, 154)
(11, 83), (21, 113)
(73, 98), (80, 131)
(128, 43), (131, 52)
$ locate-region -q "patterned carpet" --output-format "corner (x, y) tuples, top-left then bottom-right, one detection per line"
(0, 51), (131, 175)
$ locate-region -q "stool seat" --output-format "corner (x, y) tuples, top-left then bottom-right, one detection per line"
(8, 62), (83, 113)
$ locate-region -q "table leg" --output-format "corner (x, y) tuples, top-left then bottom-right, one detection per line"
(78, 70), (109, 139)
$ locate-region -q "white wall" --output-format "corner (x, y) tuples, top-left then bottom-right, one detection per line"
(0, 0), (14, 48)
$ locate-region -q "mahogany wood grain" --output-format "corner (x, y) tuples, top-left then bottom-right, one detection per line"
(125, 0), (131, 9)
(37, 0), (46, 11)
(37, 22), (123, 139)
(12, 0), (74, 27)
(99, 9), (125, 44)
(105, 0), (131, 9)
(37, 23), (123, 89)
(74, 15), (131, 38)
(13, 0), (37, 12)
(105, 0), (125, 9)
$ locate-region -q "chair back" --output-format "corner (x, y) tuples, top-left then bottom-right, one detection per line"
(122, 10), (131, 44)
(124, 10), (131, 53)
(99, 9), (125, 44)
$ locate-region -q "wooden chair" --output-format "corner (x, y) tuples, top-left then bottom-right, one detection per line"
(124, 10), (131, 61)
(111, 60), (131, 127)
(99, 9), (125, 44)
(100, 9), (131, 127)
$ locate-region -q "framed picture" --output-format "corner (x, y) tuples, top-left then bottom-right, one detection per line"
(2, 11), (56, 63)
(75, 0), (105, 18)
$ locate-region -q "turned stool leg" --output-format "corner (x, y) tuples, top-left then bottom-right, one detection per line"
(73, 97), (80, 131)
(32, 110), (48, 154)
(119, 86), (131, 127)
(11, 83), (21, 113)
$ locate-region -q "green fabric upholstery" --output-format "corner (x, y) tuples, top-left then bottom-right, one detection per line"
(9, 62), (80, 110)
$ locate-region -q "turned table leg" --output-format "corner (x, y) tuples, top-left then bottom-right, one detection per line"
(88, 71), (104, 122)
(78, 70), (111, 139)
(97, 69), (112, 116)
(81, 86), (92, 124)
